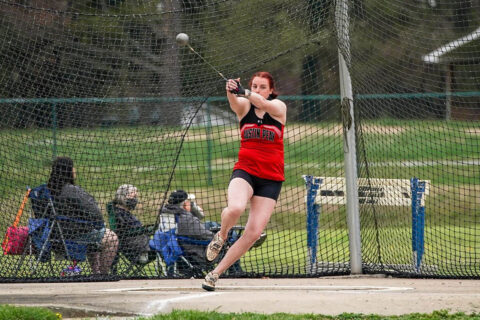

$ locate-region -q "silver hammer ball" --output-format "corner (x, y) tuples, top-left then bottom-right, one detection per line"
(176, 33), (189, 46)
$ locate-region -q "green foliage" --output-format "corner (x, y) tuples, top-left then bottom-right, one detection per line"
(351, 0), (480, 98)
(0, 306), (479, 320)
(145, 310), (480, 320)
(0, 305), (59, 320)
(193, 0), (330, 92)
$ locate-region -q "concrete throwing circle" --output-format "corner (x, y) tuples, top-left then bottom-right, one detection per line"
(98, 285), (414, 293)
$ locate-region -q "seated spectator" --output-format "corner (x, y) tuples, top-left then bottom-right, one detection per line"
(159, 190), (213, 271)
(161, 190), (242, 274)
(163, 190), (214, 241)
(111, 184), (154, 264)
(183, 192), (239, 244)
(47, 156), (118, 275)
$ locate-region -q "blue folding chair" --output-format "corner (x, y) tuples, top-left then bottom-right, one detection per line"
(16, 184), (99, 276)
(148, 210), (208, 278)
(149, 227), (212, 277)
(149, 212), (245, 278)
(149, 228), (183, 272)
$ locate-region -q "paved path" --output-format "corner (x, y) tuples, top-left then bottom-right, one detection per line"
(1, 275), (479, 319)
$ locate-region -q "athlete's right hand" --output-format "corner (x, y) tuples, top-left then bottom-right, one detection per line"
(227, 79), (245, 95)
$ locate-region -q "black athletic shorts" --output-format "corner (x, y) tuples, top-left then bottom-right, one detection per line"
(230, 169), (283, 201)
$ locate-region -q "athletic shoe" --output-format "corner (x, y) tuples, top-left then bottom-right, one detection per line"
(202, 272), (219, 291)
(205, 232), (225, 262)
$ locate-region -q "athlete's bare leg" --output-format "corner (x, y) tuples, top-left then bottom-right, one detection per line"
(212, 195), (276, 275)
(217, 177), (253, 241)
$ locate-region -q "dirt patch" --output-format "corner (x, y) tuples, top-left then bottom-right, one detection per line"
(284, 124), (406, 140)
(58, 124), (406, 145)
(184, 127), (239, 143)
(360, 124), (406, 135)
(466, 127), (480, 135)
(285, 124), (342, 139)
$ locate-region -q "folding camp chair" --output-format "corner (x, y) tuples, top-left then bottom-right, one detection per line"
(149, 212), (246, 278)
(106, 202), (155, 276)
(149, 212), (207, 278)
(15, 184), (101, 277)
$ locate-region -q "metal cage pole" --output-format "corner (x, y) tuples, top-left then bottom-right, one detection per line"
(335, 0), (362, 274)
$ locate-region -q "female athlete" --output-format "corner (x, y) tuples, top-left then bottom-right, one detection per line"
(202, 71), (286, 291)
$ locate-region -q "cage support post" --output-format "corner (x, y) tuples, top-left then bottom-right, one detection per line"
(336, 0), (362, 274)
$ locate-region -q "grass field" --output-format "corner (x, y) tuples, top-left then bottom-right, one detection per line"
(3, 224), (479, 279)
(0, 119), (478, 210)
(1, 119), (479, 278)
(1, 119), (479, 190)
(1, 305), (479, 320)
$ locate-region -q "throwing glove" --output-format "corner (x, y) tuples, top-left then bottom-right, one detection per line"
(229, 80), (245, 96)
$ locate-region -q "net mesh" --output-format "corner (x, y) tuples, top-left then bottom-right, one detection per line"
(0, 0), (479, 281)
(351, 0), (480, 278)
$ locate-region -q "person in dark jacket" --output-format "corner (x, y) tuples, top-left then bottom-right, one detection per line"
(161, 190), (242, 275)
(161, 190), (214, 268)
(165, 190), (215, 238)
(112, 184), (155, 264)
(47, 156), (118, 274)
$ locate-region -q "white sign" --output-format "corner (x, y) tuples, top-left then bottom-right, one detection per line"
(312, 177), (430, 206)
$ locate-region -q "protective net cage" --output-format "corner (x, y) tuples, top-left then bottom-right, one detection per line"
(0, 0), (478, 282)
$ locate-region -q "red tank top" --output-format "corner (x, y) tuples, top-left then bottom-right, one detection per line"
(233, 104), (285, 181)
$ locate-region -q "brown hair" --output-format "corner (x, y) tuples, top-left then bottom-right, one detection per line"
(47, 156), (75, 197)
(248, 71), (278, 99)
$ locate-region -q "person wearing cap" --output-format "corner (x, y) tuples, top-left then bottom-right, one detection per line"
(161, 190), (243, 275)
(158, 190), (214, 274)
(112, 184), (155, 264)
(163, 190), (214, 241)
